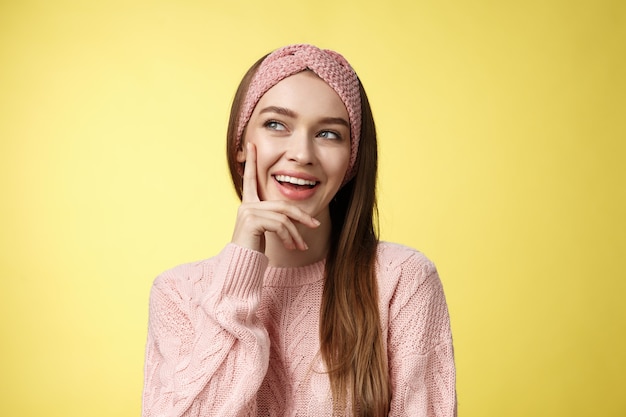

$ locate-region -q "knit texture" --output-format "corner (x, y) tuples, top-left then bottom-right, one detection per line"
(236, 44), (362, 183)
(142, 242), (457, 417)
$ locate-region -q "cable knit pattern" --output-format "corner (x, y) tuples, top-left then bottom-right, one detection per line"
(143, 242), (456, 416)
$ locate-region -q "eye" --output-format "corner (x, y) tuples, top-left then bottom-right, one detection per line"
(264, 120), (286, 131)
(318, 130), (341, 140)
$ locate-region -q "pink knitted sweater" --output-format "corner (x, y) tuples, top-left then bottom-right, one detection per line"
(142, 242), (456, 416)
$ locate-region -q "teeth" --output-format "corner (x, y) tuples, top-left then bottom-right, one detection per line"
(274, 175), (317, 186)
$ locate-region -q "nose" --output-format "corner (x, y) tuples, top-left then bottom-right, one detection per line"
(285, 129), (315, 165)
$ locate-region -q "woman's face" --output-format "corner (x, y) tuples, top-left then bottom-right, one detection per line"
(237, 71), (351, 221)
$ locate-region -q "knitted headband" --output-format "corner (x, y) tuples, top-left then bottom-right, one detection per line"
(236, 44), (362, 183)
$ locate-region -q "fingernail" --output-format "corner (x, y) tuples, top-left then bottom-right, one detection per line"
(312, 218), (321, 226)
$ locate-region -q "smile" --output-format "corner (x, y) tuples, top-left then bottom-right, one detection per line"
(273, 174), (318, 188)
(272, 174), (320, 201)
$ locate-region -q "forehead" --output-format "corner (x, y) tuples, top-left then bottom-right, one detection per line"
(254, 71), (349, 118)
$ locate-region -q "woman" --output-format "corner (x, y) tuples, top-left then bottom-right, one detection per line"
(143, 44), (456, 417)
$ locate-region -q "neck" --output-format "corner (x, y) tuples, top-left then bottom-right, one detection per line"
(264, 211), (332, 267)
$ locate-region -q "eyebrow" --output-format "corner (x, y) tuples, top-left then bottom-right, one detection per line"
(259, 106), (297, 118)
(259, 106), (350, 128)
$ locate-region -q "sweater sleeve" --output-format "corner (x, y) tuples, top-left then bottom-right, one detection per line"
(387, 253), (457, 417)
(142, 244), (271, 417)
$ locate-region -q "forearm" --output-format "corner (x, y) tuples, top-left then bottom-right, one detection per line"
(142, 244), (271, 417)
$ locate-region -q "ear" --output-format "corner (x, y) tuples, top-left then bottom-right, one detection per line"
(236, 146), (246, 163)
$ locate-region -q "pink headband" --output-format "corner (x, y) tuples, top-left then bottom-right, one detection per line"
(236, 44), (362, 183)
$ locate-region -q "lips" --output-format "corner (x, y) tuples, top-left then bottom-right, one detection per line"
(274, 174), (318, 187)
(272, 172), (320, 200)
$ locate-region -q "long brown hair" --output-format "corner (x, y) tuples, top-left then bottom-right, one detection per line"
(226, 54), (390, 417)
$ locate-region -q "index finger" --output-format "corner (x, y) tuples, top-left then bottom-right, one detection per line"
(242, 142), (260, 203)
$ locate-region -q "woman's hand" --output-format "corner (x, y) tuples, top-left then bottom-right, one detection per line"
(231, 143), (320, 253)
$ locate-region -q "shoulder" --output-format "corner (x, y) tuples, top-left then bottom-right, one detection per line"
(376, 241), (438, 280)
(151, 256), (216, 301)
(151, 243), (267, 300)
(375, 241), (441, 302)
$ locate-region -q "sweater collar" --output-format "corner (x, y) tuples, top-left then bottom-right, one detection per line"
(263, 259), (326, 287)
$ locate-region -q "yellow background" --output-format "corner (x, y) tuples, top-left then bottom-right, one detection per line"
(1, 0), (624, 416)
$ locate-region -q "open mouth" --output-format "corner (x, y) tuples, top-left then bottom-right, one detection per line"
(273, 174), (318, 190)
